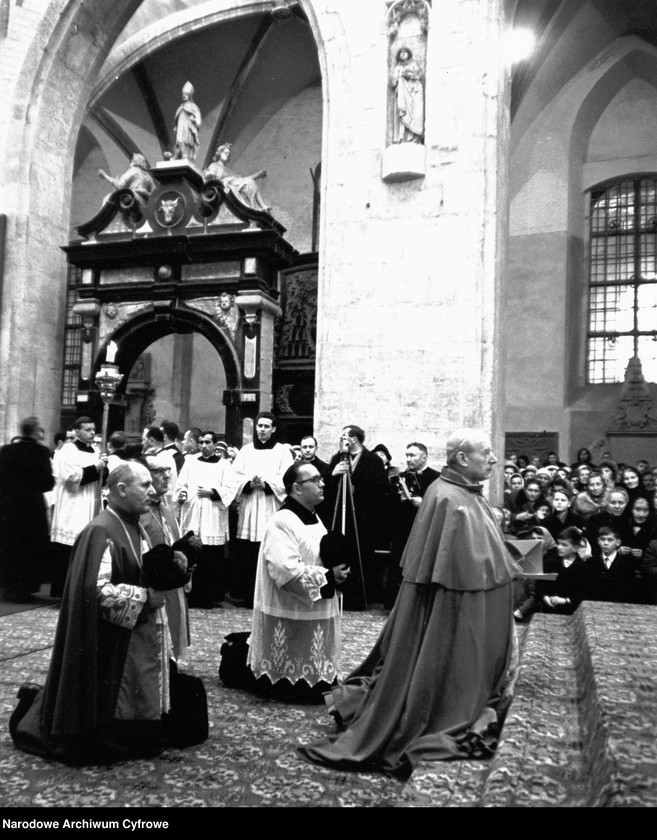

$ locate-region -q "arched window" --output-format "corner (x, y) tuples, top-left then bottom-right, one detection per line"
(587, 176), (657, 384)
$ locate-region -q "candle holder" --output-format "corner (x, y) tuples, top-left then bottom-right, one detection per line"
(95, 361), (124, 454)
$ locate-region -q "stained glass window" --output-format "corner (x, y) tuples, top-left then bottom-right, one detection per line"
(587, 177), (657, 383)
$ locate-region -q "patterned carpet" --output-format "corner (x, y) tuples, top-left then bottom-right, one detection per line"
(0, 605), (422, 809)
(2, 600), (655, 811)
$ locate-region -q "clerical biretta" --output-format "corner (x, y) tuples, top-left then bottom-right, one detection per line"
(298, 428), (521, 778)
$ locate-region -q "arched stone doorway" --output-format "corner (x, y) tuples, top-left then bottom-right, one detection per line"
(65, 159), (296, 447)
(91, 304), (242, 445)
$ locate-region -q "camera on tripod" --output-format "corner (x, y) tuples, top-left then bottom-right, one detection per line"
(339, 437), (350, 462)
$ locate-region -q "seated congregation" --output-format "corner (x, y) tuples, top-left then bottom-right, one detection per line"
(502, 449), (657, 620)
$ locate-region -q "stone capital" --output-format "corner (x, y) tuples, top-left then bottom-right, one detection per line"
(235, 291), (281, 326)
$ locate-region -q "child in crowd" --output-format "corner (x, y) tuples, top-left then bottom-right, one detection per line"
(542, 526), (590, 615)
(585, 524), (638, 604)
(513, 525), (559, 623)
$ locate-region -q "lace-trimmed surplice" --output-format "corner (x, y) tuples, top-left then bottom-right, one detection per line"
(247, 509), (341, 687)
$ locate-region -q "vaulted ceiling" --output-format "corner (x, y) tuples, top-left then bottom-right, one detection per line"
(512, 0), (657, 130)
(76, 2), (320, 176)
(76, 1), (657, 175)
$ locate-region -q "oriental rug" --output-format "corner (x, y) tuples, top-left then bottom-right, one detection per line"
(3, 601), (655, 809)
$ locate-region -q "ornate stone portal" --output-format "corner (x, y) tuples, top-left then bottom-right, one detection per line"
(64, 153), (296, 443)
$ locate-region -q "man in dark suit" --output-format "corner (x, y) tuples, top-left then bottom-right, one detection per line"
(299, 434), (330, 524)
(299, 435), (330, 478)
(160, 420), (185, 474)
(322, 424), (388, 609)
(584, 524), (638, 604)
(0, 416), (55, 602)
(383, 441), (441, 608)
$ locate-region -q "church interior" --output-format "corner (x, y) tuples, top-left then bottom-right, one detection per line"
(2, 0), (657, 471)
(1, 0), (657, 810)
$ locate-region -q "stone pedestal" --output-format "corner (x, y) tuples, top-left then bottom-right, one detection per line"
(382, 143), (426, 182)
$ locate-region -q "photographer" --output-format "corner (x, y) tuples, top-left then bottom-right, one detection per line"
(322, 425), (388, 609)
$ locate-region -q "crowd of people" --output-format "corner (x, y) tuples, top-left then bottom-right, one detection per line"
(0, 413), (449, 768)
(1, 418), (655, 777)
(501, 447), (657, 618)
(0, 417), (436, 613)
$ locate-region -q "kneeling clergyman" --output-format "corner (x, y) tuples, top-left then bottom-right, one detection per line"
(298, 429), (520, 778)
(9, 461), (205, 764)
(246, 461), (350, 702)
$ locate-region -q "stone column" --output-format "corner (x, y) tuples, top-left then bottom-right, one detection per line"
(313, 0), (511, 479)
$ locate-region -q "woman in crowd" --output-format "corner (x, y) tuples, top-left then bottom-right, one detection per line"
(639, 469), (655, 503)
(504, 472), (523, 511)
(521, 465), (538, 484)
(572, 470), (609, 520)
(570, 447), (593, 470)
(510, 478), (545, 533)
(543, 487), (583, 540)
(570, 447), (593, 472)
(548, 473), (574, 498)
(618, 496), (657, 582)
(619, 465), (644, 507)
(583, 486), (630, 545)
(636, 459), (651, 476)
(371, 444), (399, 480)
(555, 465), (572, 485)
(508, 473), (524, 493)
(599, 461), (619, 493)
(529, 497), (553, 531)
(371, 443), (399, 554)
(544, 451), (566, 468)
(534, 468), (553, 492)
(570, 463), (592, 494)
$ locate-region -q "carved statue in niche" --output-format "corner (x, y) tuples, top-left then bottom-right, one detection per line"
(609, 355), (657, 431)
(216, 292), (240, 339)
(174, 81), (202, 162)
(98, 154), (155, 206)
(386, 0), (430, 146)
(390, 46), (425, 143)
(203, 143), (271, 213)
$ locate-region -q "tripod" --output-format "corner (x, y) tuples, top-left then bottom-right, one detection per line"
(331, 460), (368, 610)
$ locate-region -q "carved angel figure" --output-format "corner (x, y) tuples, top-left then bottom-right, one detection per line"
(98, 154), (155, 205)
(204, 143), (271, 213)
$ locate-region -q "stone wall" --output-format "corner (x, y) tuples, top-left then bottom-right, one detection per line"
(507, 29), (657, 463)
(310, 0), (509, 471)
